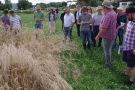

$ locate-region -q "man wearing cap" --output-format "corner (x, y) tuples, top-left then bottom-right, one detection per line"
(9, 10), (22, 34)
(96, 0), (117, 66)
(74, 5), (82, 37)
(92, 6), (104, 47)
(123, 6), (135, 86)
(117, 7), (128, 46)
(0, 9), (10, 30)
(34, 5), (45, 29)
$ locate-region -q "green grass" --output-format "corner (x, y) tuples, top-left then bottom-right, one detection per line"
(17, 12), (135, 90)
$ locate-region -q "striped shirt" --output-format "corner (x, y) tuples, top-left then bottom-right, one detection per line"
(124, 21), (135, 51)
(10, 15), (21, 29)
(100, 9), (117, 40)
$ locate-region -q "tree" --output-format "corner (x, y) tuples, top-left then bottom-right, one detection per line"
(129, 1), (135, 6)
(61, 2), (67, 7)
(18, 0), (29, 10)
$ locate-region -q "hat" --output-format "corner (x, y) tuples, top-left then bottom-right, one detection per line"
(96, 6), (102, 10)
(117, 7), (123, 10)
(10, 10), (14, 14)
(126, 6), (135, 15)
(101, 0), (113, 9)
(35, 5), (41, 9)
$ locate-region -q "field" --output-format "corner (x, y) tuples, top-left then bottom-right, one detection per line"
(0, 10), (135, 90)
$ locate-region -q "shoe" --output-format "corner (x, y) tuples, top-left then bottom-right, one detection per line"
(126, 81), (134, 86)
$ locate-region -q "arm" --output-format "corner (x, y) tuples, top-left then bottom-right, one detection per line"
(0, 20), (3, 28)
(95, 28), (107, 41)
(70, 15), (75, 28)
(19, 20), (22, 28)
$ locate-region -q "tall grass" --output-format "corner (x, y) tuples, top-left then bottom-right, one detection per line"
(0, 29), (78, 90)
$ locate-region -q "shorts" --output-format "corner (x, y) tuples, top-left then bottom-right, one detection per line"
(123, 50), (135, 67)
(35, 24), (43, 29)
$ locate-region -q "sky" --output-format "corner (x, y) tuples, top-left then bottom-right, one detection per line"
(0, 0), (67, 5)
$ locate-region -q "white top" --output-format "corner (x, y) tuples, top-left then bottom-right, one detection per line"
(10, 15), (21, 29)
(64, 13), (75, 27)
(76, 10), (81, 20)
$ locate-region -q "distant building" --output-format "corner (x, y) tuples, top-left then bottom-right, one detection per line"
(11, 3), (18, 10)
(119, 0), (133, 7)
(67, 0), (77, 6)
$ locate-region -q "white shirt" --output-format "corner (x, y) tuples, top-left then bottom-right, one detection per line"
(76, 10), (81, 20)
(10, 15), (21, 29)
(64, 13), (75, 27)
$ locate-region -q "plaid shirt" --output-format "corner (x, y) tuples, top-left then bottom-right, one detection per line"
(124, 21), (135, 51)
(100, 9), (117, 40)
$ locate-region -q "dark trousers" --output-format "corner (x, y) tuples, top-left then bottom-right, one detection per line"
(90, 25), (94, 43)
(76, 23), (80, 37)
(118, 29), (124, 45)
(93, 25), (102, 47)
(80, 30), (91, 49)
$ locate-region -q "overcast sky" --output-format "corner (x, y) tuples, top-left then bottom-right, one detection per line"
(0, 0), (67, 5)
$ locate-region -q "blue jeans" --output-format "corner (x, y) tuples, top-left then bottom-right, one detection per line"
(103, 38), (115, 65)
(80, 30), (91, 49)
(35, 23), (43, 29)
(63, 27), (72, 41)
(118, 29), (124, 45)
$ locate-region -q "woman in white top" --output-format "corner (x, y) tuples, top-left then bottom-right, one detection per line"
(46, 8), (56, 34)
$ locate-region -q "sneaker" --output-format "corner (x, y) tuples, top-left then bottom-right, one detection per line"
(126, 81), (134, 86)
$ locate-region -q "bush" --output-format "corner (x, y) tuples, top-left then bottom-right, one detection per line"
(15, 10), (34, 14)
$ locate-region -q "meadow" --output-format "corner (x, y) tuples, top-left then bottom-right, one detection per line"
(0, 10), (134, 90)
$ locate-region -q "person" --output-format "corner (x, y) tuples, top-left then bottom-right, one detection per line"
(46, 8), (56, 34)
(95, 0), (117, 66)
(60, 9), (66, 30)
(9, 10), (22, 34)
(112, 7), (121, 50)
(123, 6), (135, 86)
(63, 7), (75, 43)
(0, 9), (10, 30)
(74, 5), (82, 37)
(87, 6), (94, 44)
(55, 7), (59, 18)
(77, 6), (92, 50)
(92, 6), (104, 47)
(117, 7), (128, 46)
(33, 5), (45, 38)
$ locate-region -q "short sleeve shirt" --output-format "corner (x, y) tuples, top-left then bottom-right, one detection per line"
(100, 10), (117, 40)
(34, 11), (44, 24)
(0, 15), (10, 25)
(10, 15), (21, 29)
(78, 13), (92, 31)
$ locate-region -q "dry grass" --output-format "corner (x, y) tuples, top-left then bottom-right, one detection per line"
(0, 29), (80, 90)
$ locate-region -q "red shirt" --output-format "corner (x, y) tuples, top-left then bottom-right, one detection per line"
(100, 9), (117, 40)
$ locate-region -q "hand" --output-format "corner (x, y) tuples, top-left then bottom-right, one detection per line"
(81, 21), (84, 25)
(95, 36), (99, 41)
(133, 49), (135, 55)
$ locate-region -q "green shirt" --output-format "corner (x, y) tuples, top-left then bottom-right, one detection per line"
(34, 11), (44, 24)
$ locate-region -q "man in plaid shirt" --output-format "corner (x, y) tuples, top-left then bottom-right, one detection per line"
(96, 0), (117, 67)
(123, 6), (135, 86)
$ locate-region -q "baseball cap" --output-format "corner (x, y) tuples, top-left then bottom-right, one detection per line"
(10, 10), (14, 14)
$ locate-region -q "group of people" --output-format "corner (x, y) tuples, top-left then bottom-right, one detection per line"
(0, 0), (134, 86)
(0, 9), (22, 34)
(60, 0), (135, 86)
